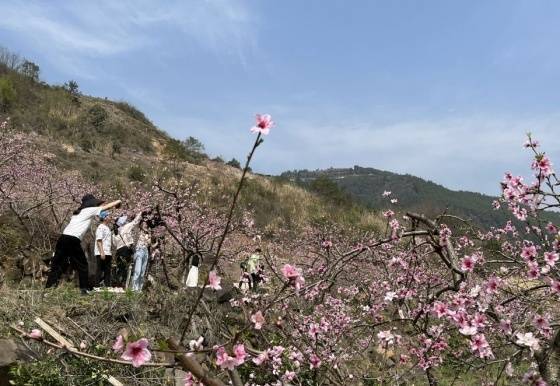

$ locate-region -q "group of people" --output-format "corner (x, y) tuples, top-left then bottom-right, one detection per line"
(45, 194), (160, 294)
(239, 248), (265, 291)
(44, 193), (267, 294)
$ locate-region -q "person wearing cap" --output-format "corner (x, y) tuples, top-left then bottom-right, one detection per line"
(94, 210), (113, 287)
(45, 194), (122, 293)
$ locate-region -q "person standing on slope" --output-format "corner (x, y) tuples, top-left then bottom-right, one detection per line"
(131, 220), (151, 291)
(46, 194), (121, 294)
(185, 252), (201, 288)
(94, 210), (113, 287)
(247, 247), (263, 291)
(113, 212), (142, 287)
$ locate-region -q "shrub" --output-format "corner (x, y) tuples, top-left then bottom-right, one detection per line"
(0, 76), (16, 111)
(87, 105), (108, 129)
(226, 158), (241, 169)
(128, 165), (146, 182)
(114, 101), (151, 125)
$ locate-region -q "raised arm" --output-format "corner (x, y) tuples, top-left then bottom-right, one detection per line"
(101, 200), (122, 211)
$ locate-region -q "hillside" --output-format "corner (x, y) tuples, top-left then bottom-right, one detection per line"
(281, 166), (560, 229)
(0, 48), (381, 235)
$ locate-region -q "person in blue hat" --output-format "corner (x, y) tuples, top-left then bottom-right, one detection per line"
(94, 210), (113, 287)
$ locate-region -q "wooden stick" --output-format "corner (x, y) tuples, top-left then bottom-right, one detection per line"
(34, 317), (75, 348)
(11, 325), (174, 368)
(167, 338), (225, 386)
(102, 375), (124, 386)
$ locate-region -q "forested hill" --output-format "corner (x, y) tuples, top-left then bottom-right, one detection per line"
(280, 166), (559, 229)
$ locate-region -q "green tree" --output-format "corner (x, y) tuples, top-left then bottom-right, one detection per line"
(309, 176), (351, 206)
(0, 76), (16, 112)
(226, 158), (241, 169)
(64, 80), (79, 95)
(19, 60), (40, 81)
(182, 136), (205, 154)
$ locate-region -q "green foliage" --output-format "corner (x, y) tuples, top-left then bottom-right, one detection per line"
(128, 165), (146, 182)
(18, 60), (40, 81)
(182, 136), (205, 154)
(226, 158), (241, 169)
(282, 166), (560, 229)
(10, 357), (67, 386)
(87, 104), (108, 129)
(114, 101), (151, 125)
(309, 175), (352, 206)
(0, 76), (16, 111)
(163, 137), (206, 164)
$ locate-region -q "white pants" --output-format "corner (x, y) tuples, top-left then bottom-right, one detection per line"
(185, 266), (199, 287)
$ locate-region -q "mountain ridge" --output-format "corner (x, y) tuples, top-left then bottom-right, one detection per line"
(280, 165), (559, 229)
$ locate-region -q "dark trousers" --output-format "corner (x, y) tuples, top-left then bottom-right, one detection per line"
(46, 234), (90, 290)
(96, 255), (112, 287)
(114, 246), (133, 287)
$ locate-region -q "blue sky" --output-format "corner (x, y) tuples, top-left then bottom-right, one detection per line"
(1, 0), (560, 195)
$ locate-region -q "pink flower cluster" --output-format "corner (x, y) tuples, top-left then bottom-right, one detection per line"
(215, 344), (246, 370)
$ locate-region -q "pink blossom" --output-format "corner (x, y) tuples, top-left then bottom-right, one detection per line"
(377, 330), (401, 346)
(79, 341), (87, 350)
(432, 302), (448, 318)
(516, 332), (540, 352)
(29, 329), (42, 339)
(470, 334), (493, 359)
(251, 311), (265, 330)
(485, 276), (501, 294)
(309, 353), (322, 369)
(459, 324), (478, 336)
(121, 338), (152, 367)
(215, 347), (238, 370)
(250, 114), (274, 135)
(112, 335), (124, 352)
(308, 322), (320, 339)
(281, 264), (305, 290)
(283, 370), (296, 381)
(544, 252), (558, 266)
(521, 244), (538, 260)
(252, 351), (269, 365)
(500, 319), (513, 335)
(233, 344), (246, 365)
(460, 255), (475, 272)
(550, 280), (560, 294)
(207, 271), (222, 290)
(532, 155), (554, 177)
(184, 372), (196, 386)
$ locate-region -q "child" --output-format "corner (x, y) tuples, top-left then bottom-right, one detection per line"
(94, 210), (113, 287)
(46, 194), (121, 294)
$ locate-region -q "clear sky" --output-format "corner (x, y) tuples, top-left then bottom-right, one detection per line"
(1, 0), (559, 195)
